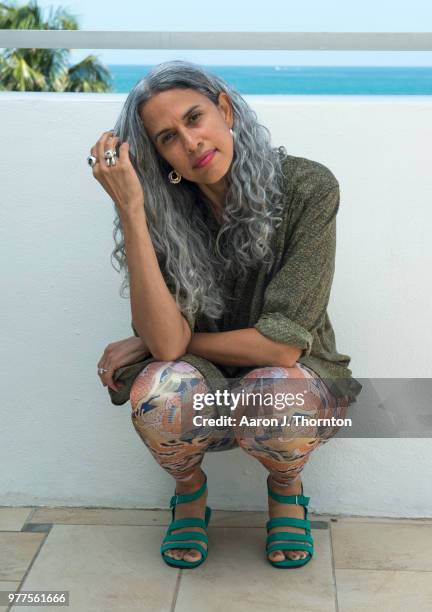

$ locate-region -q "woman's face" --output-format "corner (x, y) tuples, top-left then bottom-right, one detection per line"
(139, 88), (234, 187)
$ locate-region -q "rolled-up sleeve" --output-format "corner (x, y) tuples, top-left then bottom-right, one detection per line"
(254, 174), (340, 359)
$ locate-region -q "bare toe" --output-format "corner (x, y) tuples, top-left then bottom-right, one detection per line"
(286, 550), (307, 560)
(183, 550), (201, 562)
(269, 550), (284, 562)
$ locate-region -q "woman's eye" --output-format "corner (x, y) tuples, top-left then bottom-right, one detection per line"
(162, 114), (201, 144)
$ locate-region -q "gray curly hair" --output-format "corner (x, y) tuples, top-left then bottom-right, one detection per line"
(111, 60), (288, 323)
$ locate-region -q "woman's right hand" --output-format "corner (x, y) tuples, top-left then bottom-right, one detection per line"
(90, 131), (145, 214)
(97, 336), (151, 392)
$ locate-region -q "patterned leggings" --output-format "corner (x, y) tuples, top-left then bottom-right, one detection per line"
(130, 360), (349, 487)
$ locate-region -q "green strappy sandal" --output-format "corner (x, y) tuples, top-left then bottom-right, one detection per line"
(266, 477), (314, 568)
(160, 473), (212, 569)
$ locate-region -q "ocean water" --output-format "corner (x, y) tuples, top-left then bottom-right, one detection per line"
(107, 64), (432, 95)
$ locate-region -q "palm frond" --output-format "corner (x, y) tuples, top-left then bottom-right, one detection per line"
(66, 55), (113, 92)
(0, 0), (113, 92)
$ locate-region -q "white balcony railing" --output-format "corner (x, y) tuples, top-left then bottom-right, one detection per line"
(1, 29), (432, 50)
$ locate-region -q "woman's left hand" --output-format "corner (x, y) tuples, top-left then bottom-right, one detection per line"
(89, 130), (145, 214)
(97, 335), (151, 393)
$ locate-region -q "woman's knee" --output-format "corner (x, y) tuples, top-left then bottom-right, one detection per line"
(232, 362), (317, 414)
(231, 363), (337, 448)
(129, 359), (208, 423)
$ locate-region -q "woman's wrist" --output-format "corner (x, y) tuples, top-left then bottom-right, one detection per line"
(132, 334), (150, 351)
(119, 200), (146, 224)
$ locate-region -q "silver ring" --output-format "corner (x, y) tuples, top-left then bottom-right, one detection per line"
(104, 148), (117, 160)
(98, 367), (108, 375)
(87, 155), (97, 168)
(105, 156), (117, 167)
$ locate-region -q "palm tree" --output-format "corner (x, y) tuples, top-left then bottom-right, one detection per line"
(0, 0), (113, 92)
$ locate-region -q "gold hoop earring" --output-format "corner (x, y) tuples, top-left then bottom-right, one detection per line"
(168, 169), (182, 184)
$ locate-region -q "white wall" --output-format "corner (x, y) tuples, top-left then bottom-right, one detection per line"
(1, 92), (431, 517)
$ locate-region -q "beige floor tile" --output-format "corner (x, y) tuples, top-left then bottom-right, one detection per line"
(18, 525), (179, 611)
(0, 533), (45, 581)
(336, 569), (432, 611)
(331, 521), (432, 571)
(0, 582), (21, 611)
(175, 527), (336, 612)
(0, 508), (33, 531)
(31, 507), (172, 526)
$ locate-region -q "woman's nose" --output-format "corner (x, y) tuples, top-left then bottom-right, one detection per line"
(182, 131), (202, 152)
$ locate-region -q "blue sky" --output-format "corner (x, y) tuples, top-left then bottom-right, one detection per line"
(32, 0), (432, 66)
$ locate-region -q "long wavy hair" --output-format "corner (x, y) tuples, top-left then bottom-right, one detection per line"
(111, 60), (288, 322)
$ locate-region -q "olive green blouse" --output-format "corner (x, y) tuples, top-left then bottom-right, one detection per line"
(108, 152), (362, 406)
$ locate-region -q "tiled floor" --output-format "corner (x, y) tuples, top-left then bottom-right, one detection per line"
(1, 507), (432, 611)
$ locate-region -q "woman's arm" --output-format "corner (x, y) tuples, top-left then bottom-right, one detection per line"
(90, 133), (191, 360)
(186, 328), (302, 368)
(121, 205), (191, 361)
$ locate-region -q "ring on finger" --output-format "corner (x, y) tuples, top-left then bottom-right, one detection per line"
(104, 148), (117, 167)
(104, 148), (117, 160)
(98, 367), (109, 375)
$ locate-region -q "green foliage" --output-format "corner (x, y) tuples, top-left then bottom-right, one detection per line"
(0, 0), (113, 92)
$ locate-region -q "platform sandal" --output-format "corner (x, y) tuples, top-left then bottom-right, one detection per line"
(160, 473), (212, 569)
(266, 477), (314, 568)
